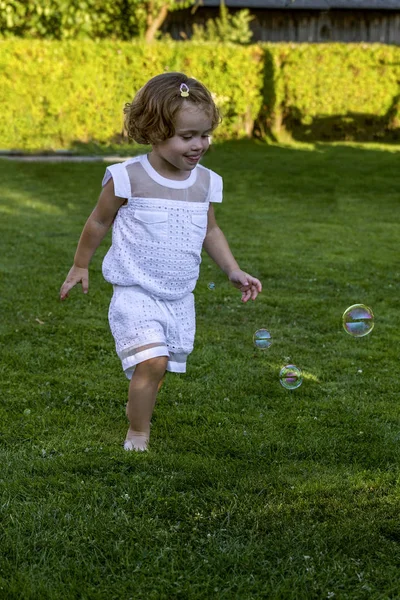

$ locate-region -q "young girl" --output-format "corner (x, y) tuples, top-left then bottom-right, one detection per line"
(60, 72), (262, 452)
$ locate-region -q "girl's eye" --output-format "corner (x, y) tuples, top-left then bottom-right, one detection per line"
(181, 134), (210, 140)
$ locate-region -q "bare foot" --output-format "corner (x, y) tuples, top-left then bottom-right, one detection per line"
(124, 429), (149, 452)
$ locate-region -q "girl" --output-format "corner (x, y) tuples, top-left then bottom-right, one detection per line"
(60, 72), (262, 452)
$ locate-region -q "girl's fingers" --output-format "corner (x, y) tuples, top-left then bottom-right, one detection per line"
(60, 283), (70, 300)
(233, 273), (262, 301)
(60, 278), (85, 300)
(81, 276), (89, 294)
(242, 289), (252, 303)
(250, 278), (262, 292)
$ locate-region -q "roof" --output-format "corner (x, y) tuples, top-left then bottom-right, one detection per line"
(200, 0), (400, 8)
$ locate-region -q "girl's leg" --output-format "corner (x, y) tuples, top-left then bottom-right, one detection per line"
(124, 356), (168, 451)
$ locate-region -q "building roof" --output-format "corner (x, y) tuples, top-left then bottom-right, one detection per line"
(200, 0), (400, 8)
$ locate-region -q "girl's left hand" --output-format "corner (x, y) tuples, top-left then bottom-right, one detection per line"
(228, 269), (262, 302)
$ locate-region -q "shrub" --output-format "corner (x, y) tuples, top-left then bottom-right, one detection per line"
(0, 39), (263, 150)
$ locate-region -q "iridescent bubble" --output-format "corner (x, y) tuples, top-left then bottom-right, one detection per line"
(208, 282), (215, 290)
(253, 329), (272, 350)
(342, 304), (374, 337)
(279, 365), (303, 390)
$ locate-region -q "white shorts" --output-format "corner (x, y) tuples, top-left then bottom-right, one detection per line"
(108, 285), (195, 379)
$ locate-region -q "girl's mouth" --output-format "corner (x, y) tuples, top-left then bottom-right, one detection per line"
(185, 155), (201, 163)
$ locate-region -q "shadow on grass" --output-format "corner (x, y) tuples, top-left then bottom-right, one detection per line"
(284, 101), (400, 145)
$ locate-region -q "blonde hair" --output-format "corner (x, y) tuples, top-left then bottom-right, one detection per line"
(124, 72), (221, 145)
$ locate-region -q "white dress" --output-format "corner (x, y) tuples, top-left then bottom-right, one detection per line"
(102, 154), (223, 379)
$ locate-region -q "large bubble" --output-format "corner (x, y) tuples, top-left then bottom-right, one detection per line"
(342, 304), (374, 337)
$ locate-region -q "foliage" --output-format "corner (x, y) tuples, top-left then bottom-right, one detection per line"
(1, 142), (400, 597)
(0, 0), (192, 41)
(258, 43), (400, 142)
(0, 39), (263, 150)
(1, 39), (400, 150)
(191, 0), (254, 45)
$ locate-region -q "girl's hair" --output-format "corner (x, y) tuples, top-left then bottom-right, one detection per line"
(124, 72), (221, 145)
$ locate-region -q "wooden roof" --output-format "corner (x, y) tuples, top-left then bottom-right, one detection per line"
(200, 0), (400, 8)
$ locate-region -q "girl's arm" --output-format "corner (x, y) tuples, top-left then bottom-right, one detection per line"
(202, 205), (262, 303)
(60, 179), (126, 300)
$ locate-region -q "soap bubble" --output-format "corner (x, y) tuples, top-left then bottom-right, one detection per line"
(208, 282), (215, 290)
(253, 329), (272, 350)
(279, 365), (303, 390)
(342, 304), (374, 337)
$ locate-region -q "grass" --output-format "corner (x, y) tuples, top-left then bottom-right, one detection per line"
(1, 139), (400, 599)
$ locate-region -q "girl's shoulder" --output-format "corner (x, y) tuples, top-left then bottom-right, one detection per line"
(101, 155), (144, 198)
(197, 164), (223, 203)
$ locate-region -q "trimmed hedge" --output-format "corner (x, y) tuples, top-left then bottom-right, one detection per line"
(260, 43), (400, 142)
(0, 39), (263, 150)
(1, 39), (399, 150)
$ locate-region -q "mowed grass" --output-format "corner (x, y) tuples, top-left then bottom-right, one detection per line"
(1, 140), (400, 599)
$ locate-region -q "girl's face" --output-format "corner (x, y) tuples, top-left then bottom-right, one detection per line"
(150, 104), (213, 178)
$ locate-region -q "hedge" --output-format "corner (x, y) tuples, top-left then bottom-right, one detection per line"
(0, 39), (399, 150)
(0, 39), (263, 150)
(260, 43), (400, 142)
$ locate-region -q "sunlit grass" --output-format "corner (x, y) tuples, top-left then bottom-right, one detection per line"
(1, 140), (400, 599)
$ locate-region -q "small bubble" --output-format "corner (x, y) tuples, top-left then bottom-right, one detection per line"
(279, 365), (303, 390)
(207, 282), (215, 290)
(23, 409), (31, 416)
(253, 329), (272, 350)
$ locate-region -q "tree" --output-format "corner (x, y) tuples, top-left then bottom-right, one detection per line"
(0, 0), (193, 41)
(191, 0), (253, 44)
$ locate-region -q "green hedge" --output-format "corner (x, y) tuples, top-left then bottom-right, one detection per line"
(259, 43), (400, 142)
(0, 39), (263, 150)
(1, 40), (399, 150)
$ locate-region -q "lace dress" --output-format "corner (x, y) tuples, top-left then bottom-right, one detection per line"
(102, 154), (223, 378)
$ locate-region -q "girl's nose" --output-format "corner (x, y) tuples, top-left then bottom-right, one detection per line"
(192, 137), (209, 151)
(191, 138), (203, 150)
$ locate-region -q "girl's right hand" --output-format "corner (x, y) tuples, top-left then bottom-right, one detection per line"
(60, 266), (89, 301)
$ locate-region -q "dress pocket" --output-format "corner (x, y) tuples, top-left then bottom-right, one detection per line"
(133, 210), (168, 241)
(190, 213), (208, 248)
(191, 213), (208, 230)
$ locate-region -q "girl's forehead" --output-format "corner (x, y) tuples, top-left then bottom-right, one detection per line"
(175, 105), (212, 130)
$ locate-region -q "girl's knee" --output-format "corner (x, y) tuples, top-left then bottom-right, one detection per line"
(136, 356), (168, 380)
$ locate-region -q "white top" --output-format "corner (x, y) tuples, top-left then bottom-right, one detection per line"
(101, 154), (223, 300)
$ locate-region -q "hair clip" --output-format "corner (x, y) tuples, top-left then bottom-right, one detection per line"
(180, 83), (189, 97)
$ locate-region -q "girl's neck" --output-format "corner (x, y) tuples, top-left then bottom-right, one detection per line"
(147, 151), (190, 181)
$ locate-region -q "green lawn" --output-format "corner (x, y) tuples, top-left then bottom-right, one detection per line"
(1, 140), (400, 599)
